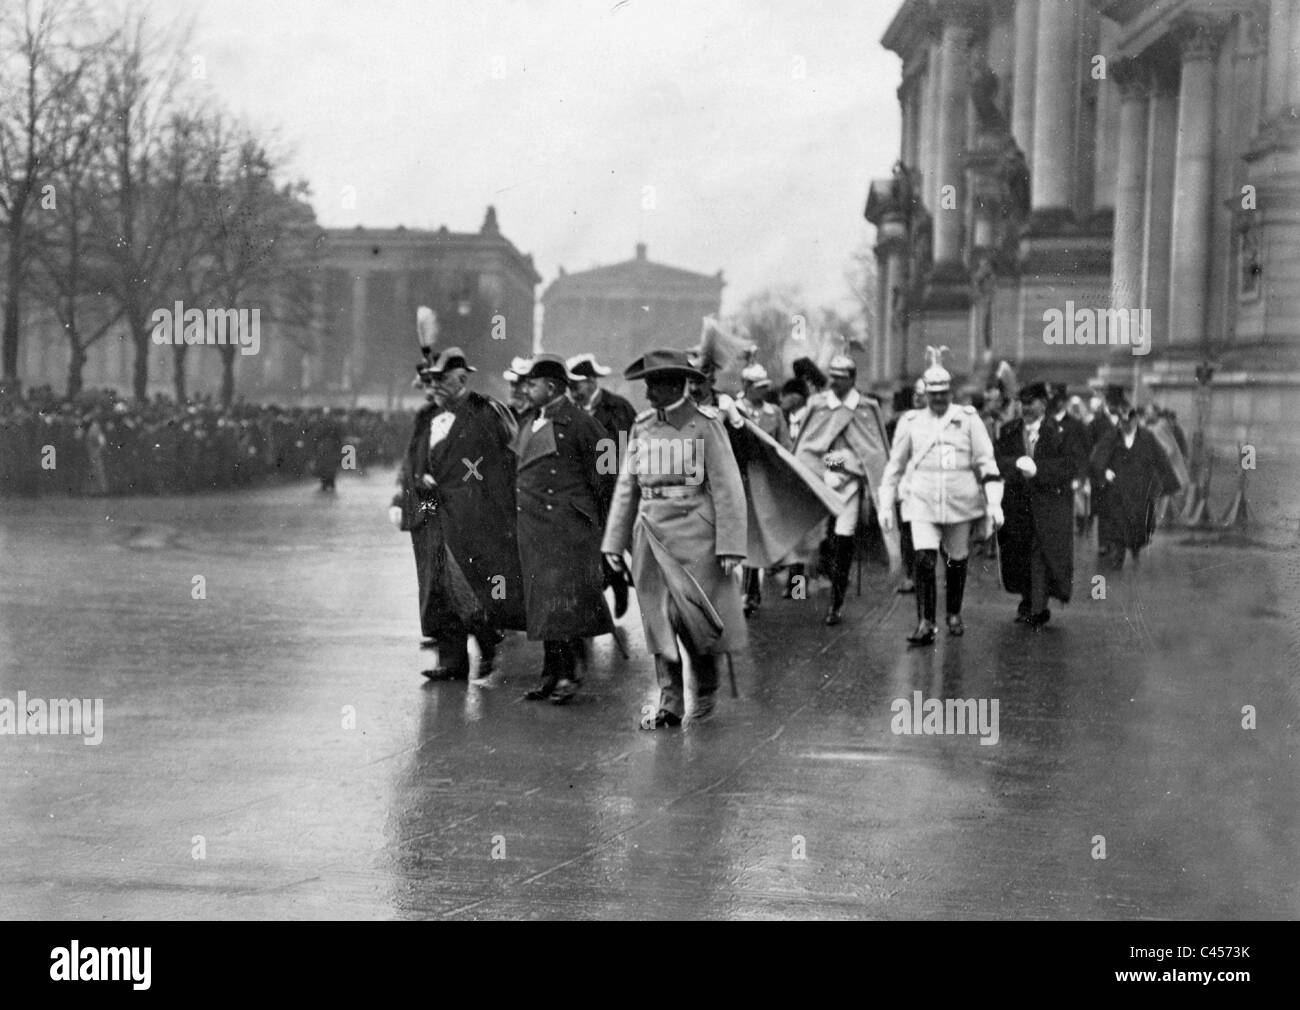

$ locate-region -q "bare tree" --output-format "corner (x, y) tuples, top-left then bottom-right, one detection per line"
(26, 24), (123, 397)
(0, 0), (96, 393)
(844, 231), (880, 352)
(86, 7), (201, 402)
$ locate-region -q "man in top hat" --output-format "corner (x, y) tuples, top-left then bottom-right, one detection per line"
(793, 354), (891, 627)
(397, 342), (526, 679)
(735, 362), (790, 617)
(993, 380), (1076, 628)
(879, 352), (1002, 642)
(503, 356), (534, 423)
(1088, 397), (1181, 571)
(567, 353), (637, 442)
(1049, 382), (1093, 536)
(601, 349), (748, 728)
(512, 354), (615, 703)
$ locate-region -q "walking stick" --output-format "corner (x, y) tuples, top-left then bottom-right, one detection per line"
(725, 652), (738, 698)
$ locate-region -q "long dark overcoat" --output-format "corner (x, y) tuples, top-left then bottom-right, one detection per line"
(392, 392), (526, 634)
(1089, 425), (1181, 551)
(995, 416), (1075, 604)
(513, 397), (615, 641)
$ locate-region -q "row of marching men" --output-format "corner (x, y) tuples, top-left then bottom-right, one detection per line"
(389, 311), (1180, 729)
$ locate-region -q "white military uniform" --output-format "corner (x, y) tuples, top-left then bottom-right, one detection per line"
(878, 403), (998, 558)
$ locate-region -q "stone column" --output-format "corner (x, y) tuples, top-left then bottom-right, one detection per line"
(1289, 0), (1300, 107)
(1141, 62), (1179, 353)
(350, 272), (368, 381)
(932, 4), (973, 267)
(1111, 61), (1149, 311)
(923, 37), (944, 213)
(877, 219), (908, 381)
(1266, 0), (1291, 116)
(1011, 0), (1038, 158)
(1030, 0), (1074, 213)
(1092, 16), (1122, 212)
(1168, 19), (1225, 349)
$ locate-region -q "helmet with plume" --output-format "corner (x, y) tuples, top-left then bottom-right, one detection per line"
(923, 345), (951, 392)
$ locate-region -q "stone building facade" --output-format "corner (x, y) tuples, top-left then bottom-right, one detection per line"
(17, 206), (539, 407)
(867, 0), (1298, 485)
(541, 243), (724, 395)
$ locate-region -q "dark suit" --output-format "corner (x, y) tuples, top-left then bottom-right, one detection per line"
(1089, 425), (1181, 568)
(995, 416), (1075, 612)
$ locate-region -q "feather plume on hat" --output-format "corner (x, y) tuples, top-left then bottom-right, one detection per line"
(416, 306), (438, 357)
(991, 358), (1018, 401)
(691, 315), (750, 376)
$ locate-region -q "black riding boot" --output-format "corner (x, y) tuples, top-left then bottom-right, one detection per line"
(945, 557), (968, 636)
(908, 550), (937, 645)
(824, 535), (855, 625)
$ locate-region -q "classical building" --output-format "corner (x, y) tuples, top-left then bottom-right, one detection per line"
(267, 206), (540, 405)
(541, 243), (724, 393)
(867, 0), (1298, 490)
(16, 206), (539, 407)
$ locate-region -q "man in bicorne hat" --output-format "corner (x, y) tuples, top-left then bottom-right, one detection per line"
(407, 344), (526, 679)
(567, 352), (636, 617)
(567, 353), (637, 442)
(879, 354), (1003, 643)
(793, 354), (891, 627)
(513, 355), (614, 703)
(502, 356), (534, 423)
(601, 349), (747, 728)
(994, 380), (1075, 628)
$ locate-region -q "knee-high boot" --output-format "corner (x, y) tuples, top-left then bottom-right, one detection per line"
(945, 556), (968, 635)
(824, 535), (855, 626)
(908, 550), (938, 644)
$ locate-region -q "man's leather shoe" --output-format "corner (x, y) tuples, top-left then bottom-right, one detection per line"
(644, 709), (681, 730)
(906, 620), (937, 646)
(946, 614), (964, 637)
(1015, 600), (1031, 623)
(549, 678), (579, 705)
(422, 666), (469, 682)
(824, 605), (842, 626)
(1026, 609), (1051, 629)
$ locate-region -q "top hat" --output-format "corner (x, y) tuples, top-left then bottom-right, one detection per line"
(1104, 384), (1129, 408)
(426, 347), (477, 375)
(827, 354), (857, 378)
(522, 354), (576, 385)
(740, 363), (771, 387)
(566, 353), (611, 379)
(1018, 380), (1049, 403)
(625, 348), (705, 382)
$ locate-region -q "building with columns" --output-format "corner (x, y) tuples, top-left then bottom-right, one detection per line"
(15, 206), (540, 408)
(867, 0), (1298, 497)
(541, 243), (724, 396)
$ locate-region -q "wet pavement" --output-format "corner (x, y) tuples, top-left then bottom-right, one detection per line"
(1, 471), (1296, 920)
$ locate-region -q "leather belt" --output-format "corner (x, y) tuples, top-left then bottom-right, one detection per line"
(640, 484), (704, 500)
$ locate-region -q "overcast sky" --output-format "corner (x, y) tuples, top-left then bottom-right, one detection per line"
(167, 0), (902, 314)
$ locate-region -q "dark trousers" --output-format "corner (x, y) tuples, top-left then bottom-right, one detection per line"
(1101, 541), (1139, 572)
(538, 638), (581, 690)
(1021, 540), (1051, 612)
(655, 650), (718, 719)
(897, 503), (915, 580)
(410, 524), (438, 639)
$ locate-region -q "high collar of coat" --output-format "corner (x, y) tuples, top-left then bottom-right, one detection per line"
(658, 396), (696, 429)
(825, 387), (861, 411)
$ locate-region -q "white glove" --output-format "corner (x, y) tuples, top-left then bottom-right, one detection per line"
(420, 473), (436, 488)
(388, 506), (403, 528)
(716, 392), (743, 428)
(879, 507), (896, 533)
(987, 504), (1004, 530)
(604, 552), (626, 574)
(1105, 468), (1116, 483)
(1015, 455), (1037, 478)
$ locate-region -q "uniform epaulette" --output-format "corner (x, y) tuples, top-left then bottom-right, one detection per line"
(635, 408), (655, 423)
(696, 404), (720, 420)
(807, 391), (830, 408)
